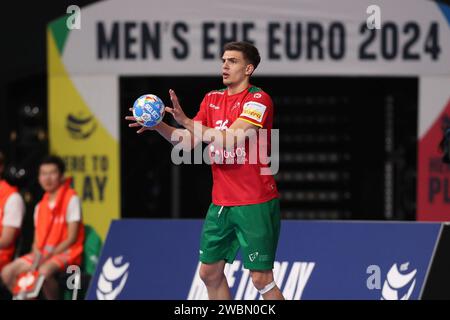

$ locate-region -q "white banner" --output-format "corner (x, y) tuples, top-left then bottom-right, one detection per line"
(61, 0), (450, 76)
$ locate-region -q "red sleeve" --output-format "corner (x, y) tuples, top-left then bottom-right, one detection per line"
(238, 92), (273, 128)
(193, 96), (208, 125)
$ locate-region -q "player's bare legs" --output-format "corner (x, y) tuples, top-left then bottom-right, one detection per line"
(250, 270), (284, 300)
(1, 259), (32, 292)
(199, 260), (232, 300)
(38, 260), (61, 300)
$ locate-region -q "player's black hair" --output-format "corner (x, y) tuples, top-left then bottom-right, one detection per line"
(223, 41), (261, 70)
(40, 155), (66, 175)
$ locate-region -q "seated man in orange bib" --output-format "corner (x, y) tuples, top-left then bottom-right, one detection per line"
(0, 151), (25, 273)
(1, 155), (84, 300)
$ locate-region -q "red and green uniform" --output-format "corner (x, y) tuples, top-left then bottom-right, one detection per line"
(194, 85), (280, 270)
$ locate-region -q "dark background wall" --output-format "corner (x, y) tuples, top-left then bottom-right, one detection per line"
(0, 0), (99, 151)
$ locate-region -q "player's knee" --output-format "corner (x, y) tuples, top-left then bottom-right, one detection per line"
(38, 266), (54, 279)
(1, 263), (14, 284)
(250, 271), (273, 290)
(199, 264), (223, 286)
(1, 266), (9, 284)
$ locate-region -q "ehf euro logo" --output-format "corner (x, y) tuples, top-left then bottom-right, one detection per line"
(66, 112), (97, 139)
(381, 262), (417, 300)
(96, 256), (130, 300)
(367, 262), (418, 300)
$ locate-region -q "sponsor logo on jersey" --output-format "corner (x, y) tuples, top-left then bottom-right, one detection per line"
(207, 91), (225, 96)
(248, 252), (259, 262)
(241, 102), (267, 123)
(214, 119), (229, 130)
(209, 144), (247, 164)
(209, 103), (220, 110)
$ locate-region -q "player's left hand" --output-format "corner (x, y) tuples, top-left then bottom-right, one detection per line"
(165, 89), (190, 126)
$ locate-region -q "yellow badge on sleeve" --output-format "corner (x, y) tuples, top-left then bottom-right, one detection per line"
(241, 101), (267, 123)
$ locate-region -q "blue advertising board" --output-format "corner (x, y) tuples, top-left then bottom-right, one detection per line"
(86, 220), (441, 300)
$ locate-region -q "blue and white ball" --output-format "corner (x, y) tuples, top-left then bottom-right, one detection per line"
(132, 94), (165, 128)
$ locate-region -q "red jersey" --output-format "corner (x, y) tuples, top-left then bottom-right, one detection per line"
(193, 85), (279, 206)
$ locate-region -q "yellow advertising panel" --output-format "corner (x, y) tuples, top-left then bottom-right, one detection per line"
(47, 24), (119, 240)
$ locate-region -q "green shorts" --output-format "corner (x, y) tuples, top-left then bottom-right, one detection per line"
(199, 198), (281, 270)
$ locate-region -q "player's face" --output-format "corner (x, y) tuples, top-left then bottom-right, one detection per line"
(38, 164), (63, 193)
(222, 50), (251, 86)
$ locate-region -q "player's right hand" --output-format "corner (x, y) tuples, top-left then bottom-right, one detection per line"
(125, 108), (161, 134)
